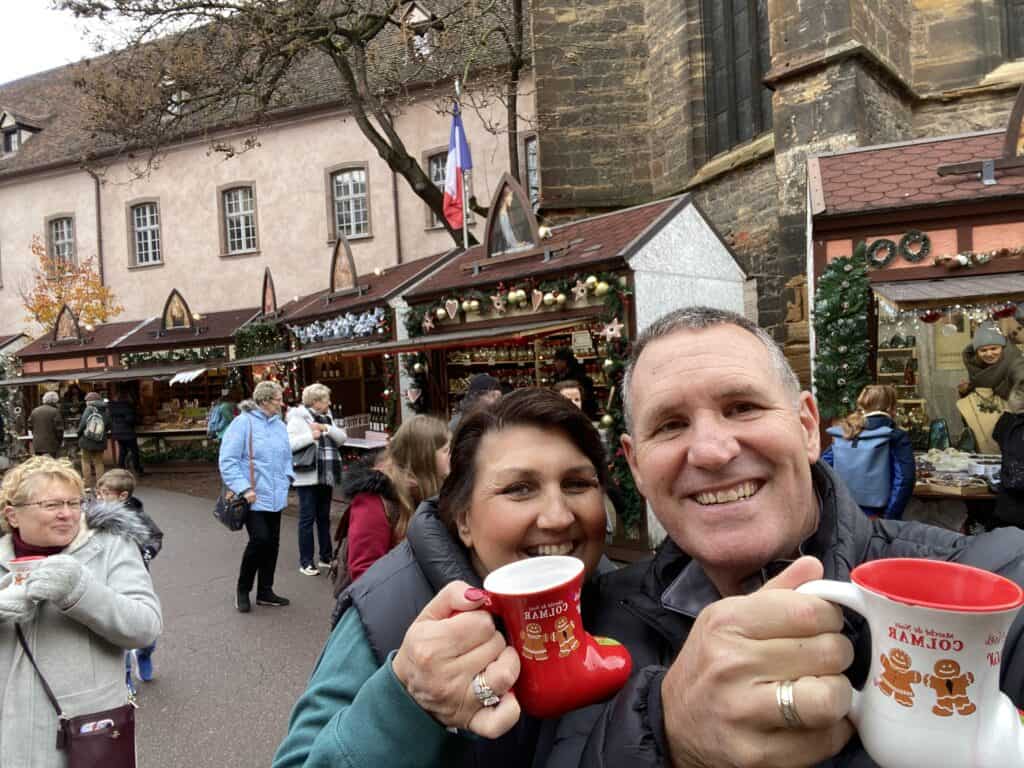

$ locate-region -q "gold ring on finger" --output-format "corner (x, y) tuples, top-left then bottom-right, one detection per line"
(776, 679), (804, 729)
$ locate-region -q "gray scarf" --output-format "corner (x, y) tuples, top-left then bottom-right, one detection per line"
(962, 340), (1023, 399)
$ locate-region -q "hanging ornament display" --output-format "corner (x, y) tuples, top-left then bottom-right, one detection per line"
(288, 306), (389, 346)
(992, 303), (1017, 319)
(422, 315), (435, 333)
(491, 293), (507, 314)
(572, 280), (589, 302)
(918, 309), (944, 324)
(599, 317), (625, 342)
(531, 289), (544, 312)
(445, 299), (460, 320)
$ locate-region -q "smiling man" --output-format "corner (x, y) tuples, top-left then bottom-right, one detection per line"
(550, 307), (1024, 768)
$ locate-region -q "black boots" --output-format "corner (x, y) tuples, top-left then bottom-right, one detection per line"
(235, 590), (251, 613)
(256, 590), (290, 607)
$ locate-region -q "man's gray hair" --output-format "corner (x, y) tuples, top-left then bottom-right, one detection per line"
(302, 382), (332, 408)
(42, 391), (59, 405)
(253, 380), (284, 406)
(622, 306), (802, 431)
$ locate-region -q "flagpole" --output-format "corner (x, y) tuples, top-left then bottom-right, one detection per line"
(455, 78), (469, 251)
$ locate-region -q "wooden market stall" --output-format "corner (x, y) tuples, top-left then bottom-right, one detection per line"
(807, 98), (1024, 526)
(399, 176), (748, 554)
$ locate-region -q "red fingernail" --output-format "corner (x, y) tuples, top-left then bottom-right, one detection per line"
(464, 587), (487, 602)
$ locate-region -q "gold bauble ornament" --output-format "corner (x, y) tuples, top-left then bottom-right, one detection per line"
(469, 299), (481, 312)
(543, 292), (556, 306)
(555, 293), (567, 306)
(413, 362), (424, 374)
(618, 275), (628, 288)
(594, 281), (610, 297)
(600, 414), (615, 428)
(461, 300), (472, 312)
(602, 358), (615, 370)
(435, 307), (448, 321)
(585, 275), (598, 289)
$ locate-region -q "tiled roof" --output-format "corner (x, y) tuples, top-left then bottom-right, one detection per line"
(279, 251), (455, 324)
(115, 307), (257, 350)
(812, 130), (1024, 218)
(0, 2), (517, 181)
(405, 197), (683, 299)
(18, 319), (144, 359)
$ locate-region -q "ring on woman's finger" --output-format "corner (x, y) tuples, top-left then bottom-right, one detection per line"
(776, 679), (804, 729)
(472, 672), (500, 707)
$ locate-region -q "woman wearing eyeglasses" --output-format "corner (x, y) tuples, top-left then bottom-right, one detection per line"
(0, 455), (162, 767)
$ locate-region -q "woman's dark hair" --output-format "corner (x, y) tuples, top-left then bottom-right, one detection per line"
(438, 387), (609, 536)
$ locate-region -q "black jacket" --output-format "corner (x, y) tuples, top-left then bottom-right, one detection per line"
(124, 495), (163, 564)
(549, 462), (1024, 768)
(333, 498), (609, 768)
(994, 411), (1024, 526)
(107, 399), (138, 440)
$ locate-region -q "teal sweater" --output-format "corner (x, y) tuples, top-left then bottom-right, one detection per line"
(273, 608), (458, 767)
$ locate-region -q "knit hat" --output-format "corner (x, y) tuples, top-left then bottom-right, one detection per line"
(85, 391), (102, 402)
(466, 374), (501, 397)
(972, 323), (1006, 349)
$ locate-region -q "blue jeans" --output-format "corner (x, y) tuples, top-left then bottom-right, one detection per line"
(297, 484), (333, 568)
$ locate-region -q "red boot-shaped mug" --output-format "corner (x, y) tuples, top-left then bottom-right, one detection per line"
(479, 555), (632, 719)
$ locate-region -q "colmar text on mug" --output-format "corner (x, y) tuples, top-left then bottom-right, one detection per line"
(798, 558), (1024, 768)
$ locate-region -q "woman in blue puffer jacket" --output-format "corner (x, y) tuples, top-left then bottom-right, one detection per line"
(219, 380), (294, 612)
(822, 384), (916, 519)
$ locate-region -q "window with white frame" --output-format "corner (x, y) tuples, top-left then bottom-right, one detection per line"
(428, 151), (448, 228)
(524, 136), (540, 207)
(2, 129), (17, 155)
(332, 168), (369, 239)
(131, 202), (162, 265)
(222, 186), (257, 254)
(48, 217), (74, 263)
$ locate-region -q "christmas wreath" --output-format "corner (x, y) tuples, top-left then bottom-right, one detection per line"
(866, 238), (897, 269)
(899, 230), (930, 263)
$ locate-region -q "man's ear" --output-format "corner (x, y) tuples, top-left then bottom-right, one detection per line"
(620, 433), (645, 497)
(798, 391), (821, 463)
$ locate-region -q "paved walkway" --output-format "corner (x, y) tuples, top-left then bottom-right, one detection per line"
(132, 486), (337, 767)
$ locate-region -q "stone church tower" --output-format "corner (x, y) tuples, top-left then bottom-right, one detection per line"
(531, 0), (1022, 343)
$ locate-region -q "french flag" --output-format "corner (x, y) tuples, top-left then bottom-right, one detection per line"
(442, 103), (473, 230)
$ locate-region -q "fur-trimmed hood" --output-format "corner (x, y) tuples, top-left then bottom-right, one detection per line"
(342, 455), (397, 501)
(82, 499), (154, 550)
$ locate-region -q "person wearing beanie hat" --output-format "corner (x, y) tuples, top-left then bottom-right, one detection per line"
(959, 321), (1024, 401)
(448, 374), (502, 432)
(77, 391), (111, 489)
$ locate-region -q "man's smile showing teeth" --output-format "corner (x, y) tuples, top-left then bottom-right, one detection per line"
(526, 542), (575, 556)
(693, 481), (760, 506)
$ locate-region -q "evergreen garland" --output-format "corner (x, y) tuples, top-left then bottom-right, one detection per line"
(813, 242), (872, 422)
(234, 322), (286, 359)
(401, 352), (431, 414)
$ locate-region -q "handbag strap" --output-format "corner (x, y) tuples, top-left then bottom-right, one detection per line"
(248, 416), (256, 490)
(15, 625), (66, 720)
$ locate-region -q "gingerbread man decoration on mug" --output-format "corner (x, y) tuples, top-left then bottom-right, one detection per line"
(877, 648), (922, 707)
(924, 659), (976, 717)
(548, 616), (580, 658)
(520, 622), (549, 661)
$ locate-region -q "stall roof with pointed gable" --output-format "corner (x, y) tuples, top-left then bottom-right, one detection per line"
(17, 319), (145, 359)
(279, 250), (459, 324)
(115, 306), (258, 350)
(810, 130), (1024, 219)
(405, 197), (684, 299)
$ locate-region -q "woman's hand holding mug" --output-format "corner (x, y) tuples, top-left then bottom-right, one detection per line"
(392, 581), (521, 738)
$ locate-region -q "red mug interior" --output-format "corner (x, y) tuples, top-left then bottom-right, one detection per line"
(851, 558), (1024, 613)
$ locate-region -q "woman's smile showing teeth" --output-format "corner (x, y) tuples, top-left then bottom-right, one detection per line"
(525, 542), (576, 556)
(693, 481), (761, 506)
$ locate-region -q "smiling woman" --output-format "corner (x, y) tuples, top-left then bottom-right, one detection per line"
(274, 388), (614, 768)
(0, 456), (161, 768)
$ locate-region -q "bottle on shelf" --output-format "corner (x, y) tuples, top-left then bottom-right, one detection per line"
(903, 359), (915, 386)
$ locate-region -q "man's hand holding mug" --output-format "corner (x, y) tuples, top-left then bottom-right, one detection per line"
(662, 556), (855, 768)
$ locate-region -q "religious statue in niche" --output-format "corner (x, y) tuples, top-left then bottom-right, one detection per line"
(489, 187), (535, 256)
(163, 291), (192, 330)
(54, 306), (78, 342)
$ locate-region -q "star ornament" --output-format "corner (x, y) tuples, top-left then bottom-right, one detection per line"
(572, 280), (589, 302)
(422, 315), (435, 333)
(491, 294), (507, 314)
(599, 317), (625, 342)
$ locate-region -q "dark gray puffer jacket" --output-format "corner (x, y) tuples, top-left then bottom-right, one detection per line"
(547, 462), (1024, 768)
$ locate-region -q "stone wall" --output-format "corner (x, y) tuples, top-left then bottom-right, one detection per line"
(911, 0), (1003, 93)
(912, 90), (1018, 136)
(532, 0), (653, 208)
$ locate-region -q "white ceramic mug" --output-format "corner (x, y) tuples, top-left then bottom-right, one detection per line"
(798, 558), (1024, 768)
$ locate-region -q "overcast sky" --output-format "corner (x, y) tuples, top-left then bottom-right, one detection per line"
(1, 1), (112, 85)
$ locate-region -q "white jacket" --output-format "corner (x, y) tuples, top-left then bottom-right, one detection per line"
(286, 404), (347, 487)
(0, 502), (162, 768)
